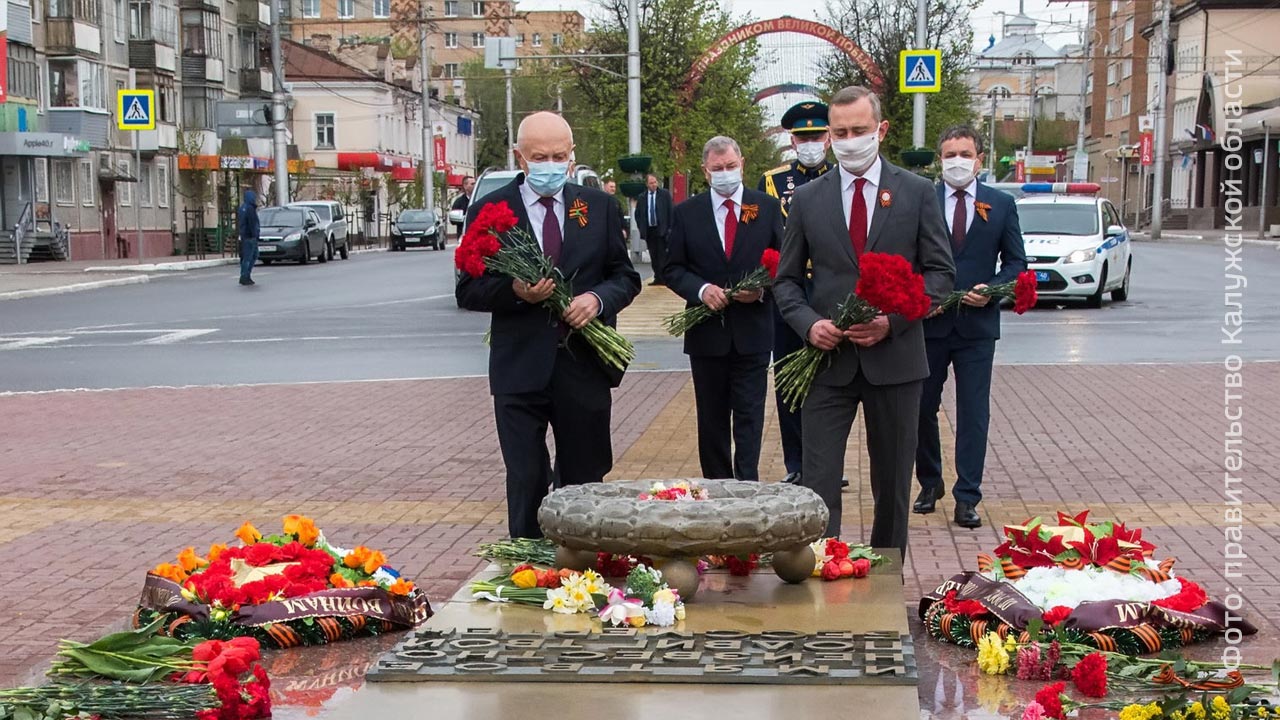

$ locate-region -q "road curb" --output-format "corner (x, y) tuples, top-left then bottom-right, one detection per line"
(83, 258), (239, 273)
(1131, 232), (1280, 247)
(0, 275), (150, 301)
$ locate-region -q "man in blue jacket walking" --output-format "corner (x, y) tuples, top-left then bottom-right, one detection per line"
(238, 190), (260, 286)
(914, 125), (1026, 529)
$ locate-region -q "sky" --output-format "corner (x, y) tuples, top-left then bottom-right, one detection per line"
(514, 0), (1087, 53)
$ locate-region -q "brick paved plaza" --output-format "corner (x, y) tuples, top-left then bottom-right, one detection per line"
(2, 359), (1277, 692)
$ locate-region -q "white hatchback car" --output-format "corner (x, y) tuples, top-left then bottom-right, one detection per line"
(1015, 194), (1133, 308)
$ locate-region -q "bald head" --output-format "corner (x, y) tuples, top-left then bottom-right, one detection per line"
(515, 112), (574, 160)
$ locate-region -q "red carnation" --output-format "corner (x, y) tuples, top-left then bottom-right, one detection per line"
(1035, 682), (1067, 719)
(1152, 577), (1209, 613)
(1013, 270), (1038, 314)
(725, 554), (758, 576)
(760, 248), (781, 279)
(855, 252), (932, 321)
(473, 201), (519, 235)
(942, 590), (988, 618)
(1070, 652), (1108, 698)
(825, 538), (850, 559)
(1042, 605), (1072, 627)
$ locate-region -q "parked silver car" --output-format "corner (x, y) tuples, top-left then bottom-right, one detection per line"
(257, 207), (327, 264)
(390, 209), (446, 251)
(287, 201), (350, 261)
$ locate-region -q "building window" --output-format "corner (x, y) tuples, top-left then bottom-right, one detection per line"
(1107, 63), (1117, 85)
(1109, 0), (1118, 13)
(181, 9), (222, 57)
(36, 160), (49, 204)
(1086, 74), (1093, 94)
(119, 159), (133, 207)
(444, 32), (457, 48)
(315, 113), (335, 149)
(6, 44), (39, 101)
(48, 59), (107, 109)
(471, 32), (484, 47)
(532, 32), (541, 47)
(337, 0), (353, 17)
(1124, 18), (1134, 40)
(471, 0), (484, 15)
(54, 161), (75, 205)
(1105, 98), (1114, 120)
(131, 1), (177, 45)
(444, 63), (459, 78)
(300, 0), (318, 17)
(1121, 93), (1131, 115)
(552, 33), (562, 46)
(80, 161), (95, 207)
(115, 0), (127, 40)
(239, 29), (260, 70)
(157, 161), (169, 207)
(1122, 59), (1132, 79)
(988, 84), (1011, 99)
(140, 160), (153, 207)
(373, 0), (388, 17)
(1110, 27), (1119, 51)
(515, 33), (524, 46)
(444, 0), (457, 15)
(182, 85), (223, 129)
(227, 32), (237, 71)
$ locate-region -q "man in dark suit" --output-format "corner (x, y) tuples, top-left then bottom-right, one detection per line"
(456, 111), (642, 539)
(774, 86), (954, 555)
(914, 125), (1027, 529)
(665, 136), (784, 481)
(450, 176), (475, 239)
(634, 173), (673, 286)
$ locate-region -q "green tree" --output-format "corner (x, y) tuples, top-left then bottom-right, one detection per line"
(570, 0), (779, 181)
(817, 0), (979, 161)
(461, 59), (579, 172)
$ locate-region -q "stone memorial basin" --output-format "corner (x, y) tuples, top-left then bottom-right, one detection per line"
(537, 480), (830, 600)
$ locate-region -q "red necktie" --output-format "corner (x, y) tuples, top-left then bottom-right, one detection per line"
(538, 196), (561, 264)
(952, 189), (967, 254)
(722, 198), (737, 259)
(849, 177), (867, 257)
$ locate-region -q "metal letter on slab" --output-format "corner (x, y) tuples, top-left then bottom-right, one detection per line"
(369, 628), (917, 685)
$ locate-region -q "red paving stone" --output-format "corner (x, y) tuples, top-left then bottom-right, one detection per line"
(2, 362), (1278, 704)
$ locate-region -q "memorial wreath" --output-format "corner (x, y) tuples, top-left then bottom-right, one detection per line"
(135, 515), (432, 649)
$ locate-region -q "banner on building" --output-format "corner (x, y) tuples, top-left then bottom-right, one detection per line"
(433, 136), (447, 171)
(1139, 132), (1154, 166)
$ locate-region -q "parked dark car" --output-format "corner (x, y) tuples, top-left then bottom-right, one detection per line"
(257, 207), (327, 264)
(390, 209), (446, 251)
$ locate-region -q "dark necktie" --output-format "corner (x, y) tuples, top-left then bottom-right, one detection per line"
(849, 177), (867, 257)
(648, 192), (657, 227)
(952, 189), (967, 255)
(539, 196), (561, 265)
(722, 198), (737, 259)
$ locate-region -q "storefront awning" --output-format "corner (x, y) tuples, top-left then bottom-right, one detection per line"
(337, 152), (413, 173)
(0, 132), (91, 157)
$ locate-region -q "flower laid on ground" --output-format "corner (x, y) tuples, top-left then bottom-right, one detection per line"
(774, 252), (932, 410)
(938, 270), (1039, 315)
(1021, 701), (1048, 720)
(140, 515), (431, 647)
(723, 554), (759, 576)
(663, 248), (782, 337)
(637, 480), (710, 501)
(1070, 651), (1109, 698)
(976, 631), (1011, 675)
(809, 537), (885, 579)
(595, 552), (655, 578)
(1015, 640), (1061, 681)
(474, 537), (558, 566)
(187, 637), (271, 720)
(1035, 681), (1067, 719)
(455, 199), (635, 371)
(475, 563), (685, 626)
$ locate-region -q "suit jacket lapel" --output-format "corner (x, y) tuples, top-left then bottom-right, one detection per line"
(865, 162), (895, 253)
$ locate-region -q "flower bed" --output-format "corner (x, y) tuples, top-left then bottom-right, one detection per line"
(135, 515), (432, 648)
(918, 512), (1254, 655)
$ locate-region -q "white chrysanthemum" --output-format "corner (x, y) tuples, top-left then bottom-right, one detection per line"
(644, 601), (677, 627)
(988, 564), (1181, 609)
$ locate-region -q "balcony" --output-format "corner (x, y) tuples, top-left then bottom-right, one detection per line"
(181, 56), (224, 84)
(129, 39), (178, 73)
(46, 19), (102, 56)
(239, 68), (273, 96)
(46, 108), (111, 149)
(138, 123), (179, 152)
(236, 0), (269, 25)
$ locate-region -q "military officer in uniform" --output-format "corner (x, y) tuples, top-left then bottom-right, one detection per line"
(758, 101), (835, 485)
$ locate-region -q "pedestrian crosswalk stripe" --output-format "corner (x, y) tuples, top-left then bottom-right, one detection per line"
(907, 58), (934, 84)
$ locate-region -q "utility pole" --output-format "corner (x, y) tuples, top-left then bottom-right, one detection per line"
(131, 68), (143, 262)
(988, 93), (998, 176)
(269, 0), (289, 206)
(1150, 0), (1171, 238)
(1259, 121), (1271, 239)
(505, 69), (514, 169)
(911, 0), (926, 148)
(420, 1), (434, 212)
(1073, 32), (1090, 181)
(1026, 65), (1037, 156)
(626, 0), (641, 154)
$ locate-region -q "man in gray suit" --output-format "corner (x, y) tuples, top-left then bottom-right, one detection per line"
(774, 85), (954, 556)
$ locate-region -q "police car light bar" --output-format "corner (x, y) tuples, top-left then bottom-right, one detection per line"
(999, 182), (1102, 194)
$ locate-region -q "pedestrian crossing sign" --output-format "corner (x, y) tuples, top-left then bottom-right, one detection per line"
(117, 89), (156, 131)
(899, 50), (942, 93)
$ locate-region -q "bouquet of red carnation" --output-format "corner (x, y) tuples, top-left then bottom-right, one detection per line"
(455, 201), (635, 371)
(937, 270), (1039, 315)
(662, 248), (782, 337)
(773, 252), (933, 410)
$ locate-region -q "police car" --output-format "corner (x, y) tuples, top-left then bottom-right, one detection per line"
(996, 183), (1133, 308)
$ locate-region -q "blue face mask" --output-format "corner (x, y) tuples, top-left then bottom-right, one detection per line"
(525, 161), (570, 196)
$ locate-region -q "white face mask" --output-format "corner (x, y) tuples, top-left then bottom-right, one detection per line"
(709, 168), (742, 196)
(941, 156), (978, 189)
(831, 130), (880, 174)
(795, 141), (828, 168)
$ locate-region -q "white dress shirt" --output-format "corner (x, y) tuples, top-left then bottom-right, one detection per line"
(698, 185), (745, 303)
(839, 157), (882, 236)
(944, 179), (978, 235)
(519, 180), (566, 251)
